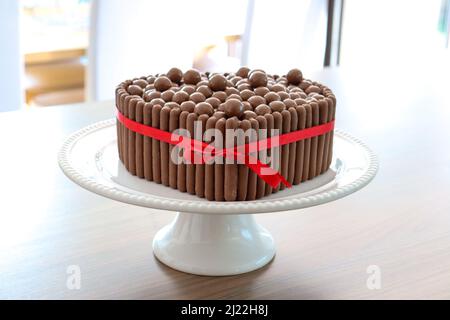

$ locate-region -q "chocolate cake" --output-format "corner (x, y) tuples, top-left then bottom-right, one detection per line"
(115, 68), (336, 201)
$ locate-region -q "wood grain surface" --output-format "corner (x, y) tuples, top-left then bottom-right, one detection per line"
(1, 66), (450, 299)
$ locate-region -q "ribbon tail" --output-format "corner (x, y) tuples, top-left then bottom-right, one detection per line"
(246, 162), (292, 189)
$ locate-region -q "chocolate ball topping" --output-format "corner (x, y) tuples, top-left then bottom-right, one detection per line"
(224, 98), (244, 118)
(208, 74), (227, 91)
(172, 91), (189, 104)
(154, 76), (172, 91)
(119, 68), (333, 130)
(236, 67), (250, 78)
(287, 69), (303, 85)
(132, 79), (148, 88)
(127, 84), (143, 96)
(255, 104), (271, 116)
(183, 69), (201, 85)
(195, 102), (214, 116)
(167, 67), (183, 83)
(249, 71), (268, 88)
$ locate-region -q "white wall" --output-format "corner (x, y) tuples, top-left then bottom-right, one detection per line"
(88, 0), (199, 101)
(245, 0), (328, 75)
(0, 0), (23, 112)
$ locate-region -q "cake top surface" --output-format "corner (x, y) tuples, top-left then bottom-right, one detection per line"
(117, 67), (335, 121)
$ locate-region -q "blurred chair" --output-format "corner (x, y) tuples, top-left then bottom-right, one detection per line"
(87, 0), (197, 101)
(0, 0), (23, 112)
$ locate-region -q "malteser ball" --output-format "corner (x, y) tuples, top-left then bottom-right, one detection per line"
(181, 85), (196, 95)
(212, 91), (227, 102)
(237, 83), (252, 91)
(287, 68), (303, 85)
(132, 79), (148, 88)
(269, 101), (286, 112)
(254, 104), (271, 116)
(180, 101), (196, 113)
(240, 89), (255, 101)
(225, 87), (240, 96)
(224, 98), (244, 118)
(242, 101), (253, 111)
(227, 93), (242, 101)
(214, 111), (226, 119)
(236, 66), (250, 78)
(167, 67), (183, 83)
(127, 84), (143, 96)
(271, 84), (287, 93)
(278, 91), (290, 101)
(205, 97), (221, 108)
(197, 85), (213, 98)
(161, 90), (175, 102)
(154, 76), (172, 91)
(183, 69), (201, 85)
(190, 92), (206, 103)
(254, 86), (270, 96)
(165, 102), (180, 109)
(305, 85), (321, 94)
(149, 98), (166, 107)
(283, 98), (297, 109)
(264, 92), (281, 103)
(196, 80), (209, 88)
(300, 80), (312, 90)
(172, 90), (190, 104)
(243, 110), (257, 119)
(247, 95), (266, 108)
(195, 102), (214, 116)
(144, 90), (161, 101)
(249, 71), (268, 88)
(208, 74), (227, 91)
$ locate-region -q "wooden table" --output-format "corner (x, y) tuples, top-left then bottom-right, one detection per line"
(1, 66), (450, 299)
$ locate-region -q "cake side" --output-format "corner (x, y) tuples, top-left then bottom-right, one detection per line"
(115, 68), (336, 201)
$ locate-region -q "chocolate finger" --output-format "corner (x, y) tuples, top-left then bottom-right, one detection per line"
(280, 110), (291, 190)
(152, 104), (162, 184)
(272, 112), (283, 193)
(169, 107), (181, 189)
(322, 97), (333, 173)
(302, 104), (312, 182)
(143, 102), (153, 181)
(316, 99), (328, 176)
(195, 114), (209, 198)
(256, 116), (267, 198)
(308, 102), (319, 180)
(123, 95), (134, 170)
(327, 95), (336, 169)
(224, 117), (239, 201)
(205, 116), (218, 200)
(264, 113), (274, 196)
(288, 107), (298, 185)
(127, 98), (138, 176)
(186, 113), (198, 194)
(135, 100), (145, 178)
(294, 105), (306, 185)
(237, 120), (251, 201)
(215, 118), (226, 201)
(247, 118), (259, 200)
(160, 106), (171, 186)
(177, 111), (189, 192)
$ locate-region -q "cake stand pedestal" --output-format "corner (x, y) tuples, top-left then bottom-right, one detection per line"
(58, 119), (378, 276)
(153, 213), (275, 275)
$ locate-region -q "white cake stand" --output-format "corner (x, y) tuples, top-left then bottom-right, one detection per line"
(58, 119), (378, 276)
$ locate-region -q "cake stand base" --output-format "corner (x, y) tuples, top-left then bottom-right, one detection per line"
(152, 213), (275, 276)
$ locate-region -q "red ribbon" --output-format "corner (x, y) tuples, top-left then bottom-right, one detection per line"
(116, 111), (334, 188)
